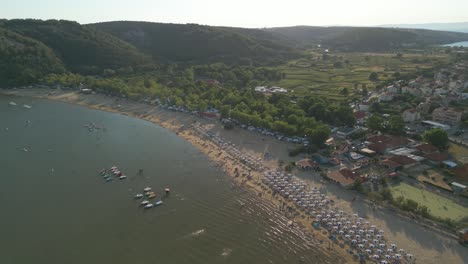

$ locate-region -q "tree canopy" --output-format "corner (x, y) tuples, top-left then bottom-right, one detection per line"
(423, 128), (449, 150)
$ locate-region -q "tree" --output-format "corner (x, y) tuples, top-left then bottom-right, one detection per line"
(340, 87), (349, 96)
(369, 72), (379, 81)
(387, 115), (405, 135)
(307, 125), (330, 147)
(423, 128), (449, 149)
(366, 114), (383, 131)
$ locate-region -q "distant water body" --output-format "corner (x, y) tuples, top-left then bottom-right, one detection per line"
(442, 41), (468, 47)
(0, 94), (340, 264)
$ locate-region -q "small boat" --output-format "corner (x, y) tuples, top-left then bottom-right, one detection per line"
(141, 200), (149, 206)
(105, 177), (113, 182)
(154, 200), (163, 206)
(134, 194), (144, 199)
(8, 102), (17, 106)
(144, 204), (154, 209)
(23, 104), (32, 109)
(110, 166), (118, 170)
(147, 193), (156, 199)
(143, 187), (152, 192)
(119, 175), (127, 180)
(165, 188), (170, 194)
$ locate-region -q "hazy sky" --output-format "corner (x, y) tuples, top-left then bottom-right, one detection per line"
(1, 0), (467, 27)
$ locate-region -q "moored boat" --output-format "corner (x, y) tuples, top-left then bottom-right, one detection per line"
(147, 192), (156, 199)
(141, 200), (149, 206)
(143, 187), (152, 192)
(9, 102), (17, 106)
(154, 200), (163, 206)
(144, 203), (154, 209)
(134, 194), (144, 199)
(119, 175), (127, 180)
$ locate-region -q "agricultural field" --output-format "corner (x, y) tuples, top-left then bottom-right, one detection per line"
(389, 182), (468, 221)
(449, 143), (468, 164)
(270, 51), (451, 100)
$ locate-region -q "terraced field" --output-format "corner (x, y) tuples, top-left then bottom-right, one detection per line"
(270, 52), (451, 100)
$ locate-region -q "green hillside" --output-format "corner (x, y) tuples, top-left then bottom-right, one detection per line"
(267, 26), (468, 51)
(92, 21), (300, 65)
(0, 19), (150, 74)
(0, 27), (65, 86)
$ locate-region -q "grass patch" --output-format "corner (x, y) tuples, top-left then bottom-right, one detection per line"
(389, 182), (468, 221)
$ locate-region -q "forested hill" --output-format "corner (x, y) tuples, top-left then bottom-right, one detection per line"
(91, 21), (300, 65)
(267, 26), (468, 50)
(0, 19), (149, 74)
(0, 27), (65, 86)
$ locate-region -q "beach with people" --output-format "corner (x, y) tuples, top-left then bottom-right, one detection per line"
(2, 87), (467, 264)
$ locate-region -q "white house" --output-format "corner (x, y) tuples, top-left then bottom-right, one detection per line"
(378, 92), (394, 102)
(386, 85), (399, 93)
(358, 103), (370, 112)
(402, 108), (421, 122)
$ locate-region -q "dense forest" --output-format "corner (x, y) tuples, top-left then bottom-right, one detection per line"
(91, 21), (300, 65)
(0, 27), (65, 86)
(0, 19), (150, 74)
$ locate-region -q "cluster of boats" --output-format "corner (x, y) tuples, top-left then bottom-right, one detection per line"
(99, 166), (127, 182)
(263, 171), (415, 264)
(134, 186), (169, 209)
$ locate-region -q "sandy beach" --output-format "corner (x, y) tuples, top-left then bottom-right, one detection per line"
(2, 88), (467, 264)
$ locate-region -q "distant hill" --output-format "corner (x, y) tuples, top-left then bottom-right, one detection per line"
(91, 21), (300, 65)
(0, 27), (65, 86)
(1, 19), (468, 87)
(266, 26), (468, 51)
(381, 22), (468, 33)
(0, 19), (150, 74)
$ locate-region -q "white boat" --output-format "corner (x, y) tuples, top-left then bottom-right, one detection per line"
(8, 102), (17, 106)
(144, 204), (154, 209)
(134, 194), (144, 199)
(23, 104), (32, 109)
(143, 187), (152, 192)
(154, 200), (163, 206)
(119, 175), (127, 180)
(141, 200), (149, 205)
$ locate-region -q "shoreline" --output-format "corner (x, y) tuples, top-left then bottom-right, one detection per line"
(1, 88), (356, 263)
(4, 88), (468, 264)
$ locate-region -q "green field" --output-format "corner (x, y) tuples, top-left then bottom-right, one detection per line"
(390, 182), (468, 221)
(270, 52), (451, 100)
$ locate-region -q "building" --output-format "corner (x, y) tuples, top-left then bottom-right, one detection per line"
(336, 127), (358, 138)
(378, 92), (394, 102)
(254, 86), (287, 94)
(358, 103), (370, 112)
(326, 168), (362, 187)
(296, 159), (319, 170)
(457, 228), (468, 244)
(388, 155), (418, 169)
(432, 107), (462, 126)
(421, 120), (451, 130)
(367, 135), (409, 154)
(353, 111), (367, 124)
(402, 108), (421, 122)
(413, 143), (438, 155)
(424, 151), (449, 165)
